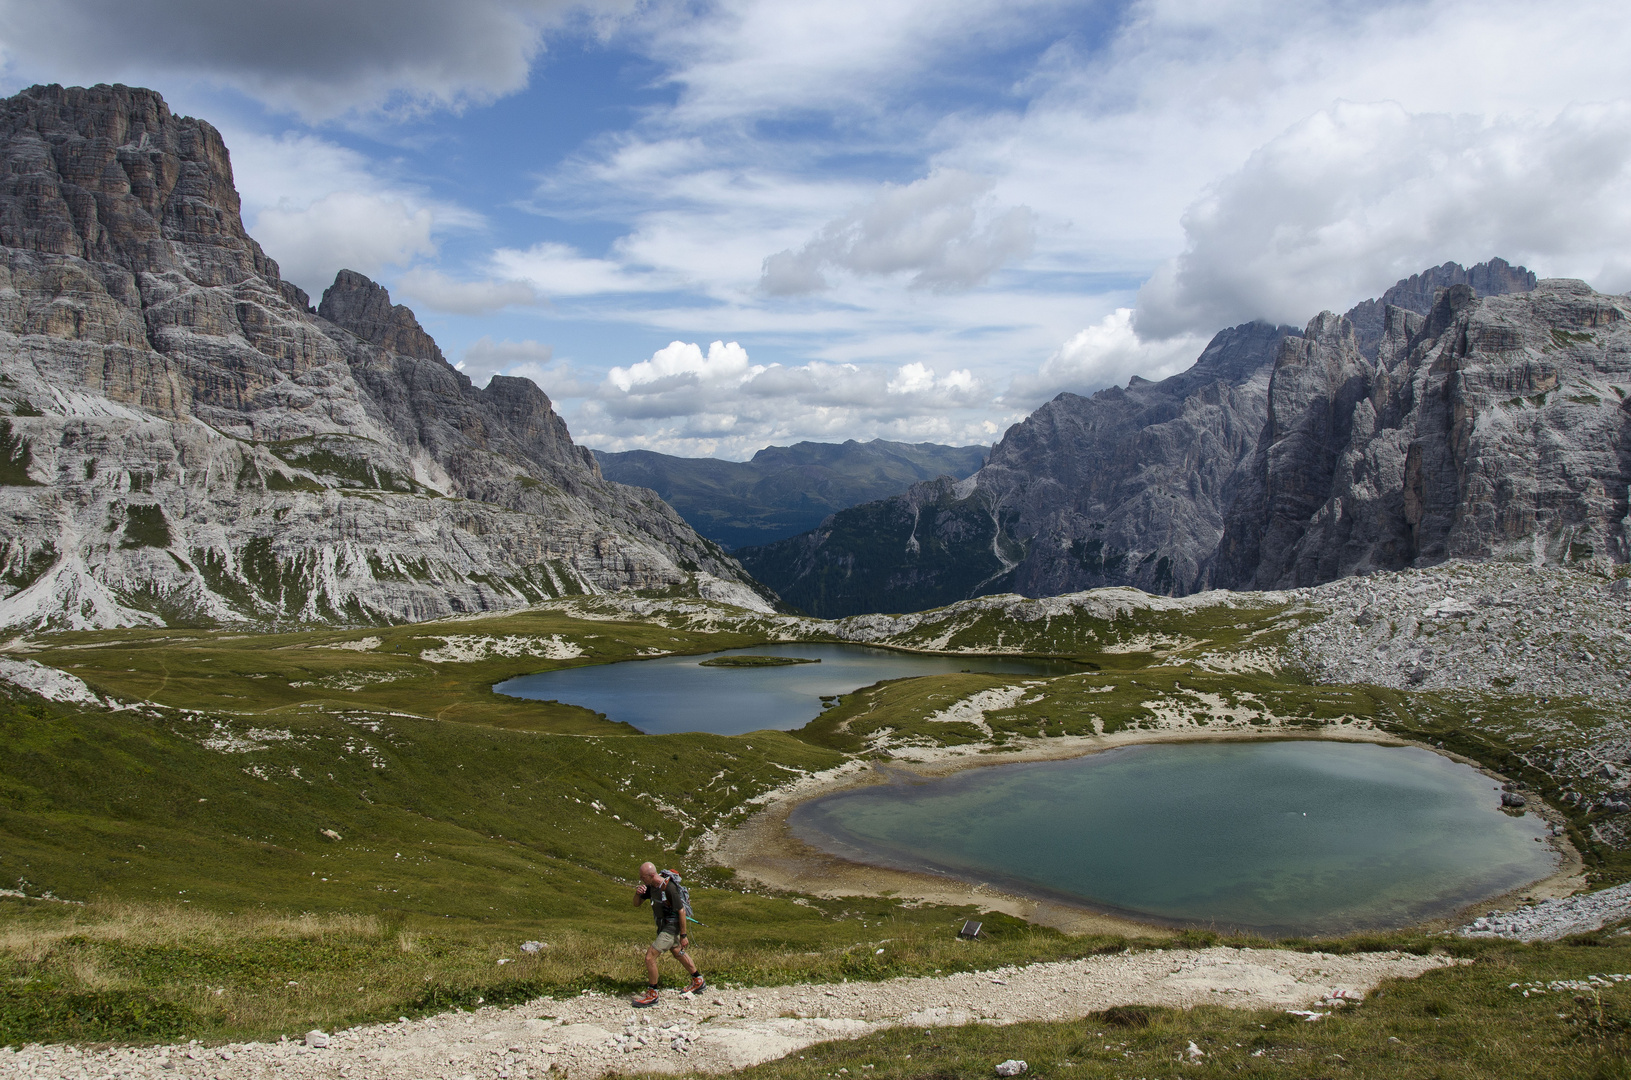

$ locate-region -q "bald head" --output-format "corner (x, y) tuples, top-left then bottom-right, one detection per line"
(638, 861), (659, 884)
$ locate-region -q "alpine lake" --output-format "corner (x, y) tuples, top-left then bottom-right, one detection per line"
(497, 646), (1558, 936)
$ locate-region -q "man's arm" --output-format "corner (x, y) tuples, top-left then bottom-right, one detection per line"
(634, 882), (649, 907)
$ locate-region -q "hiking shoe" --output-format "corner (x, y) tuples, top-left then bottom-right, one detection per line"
(632, 988), (660, 1008)
(684, 974), (706, 995)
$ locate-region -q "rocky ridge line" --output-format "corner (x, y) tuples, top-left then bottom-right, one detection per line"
(739, 261), (1612, 617)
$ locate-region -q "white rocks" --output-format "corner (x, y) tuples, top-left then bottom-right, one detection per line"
(995, 1059), (1029, 1075)
(520, 941), (544, 953)
(304, 1030), (329, 1048)
(0, 657), (103, 704)
(1287, 562), (1631, 703)
(1456, 880), (1631, 941)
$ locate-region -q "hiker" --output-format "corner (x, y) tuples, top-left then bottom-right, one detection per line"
(631, 861), (704, 1006)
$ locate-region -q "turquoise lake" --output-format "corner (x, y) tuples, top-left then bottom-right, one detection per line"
(789, 740), (1556, 935)
(492, 643), (1077, 736)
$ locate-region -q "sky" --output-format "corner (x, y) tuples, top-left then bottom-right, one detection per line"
(3, 0), (1630, 459)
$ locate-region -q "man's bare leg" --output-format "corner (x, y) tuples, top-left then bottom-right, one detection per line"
(670, 946), (699, 978)
(645, 947), (661, 985)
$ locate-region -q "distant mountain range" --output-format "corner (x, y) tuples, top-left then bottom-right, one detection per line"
(0, 84), (770, 630)
(734, 258), (1631, 618)
(593, 440), (988, 550)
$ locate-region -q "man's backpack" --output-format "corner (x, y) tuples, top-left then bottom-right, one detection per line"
(659, 869), (699, 923)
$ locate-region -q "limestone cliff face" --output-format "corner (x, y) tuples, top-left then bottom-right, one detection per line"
(741, 261), (1573, 618)
(1216, 279), (1631, 588)
(0, 83), (770, 629)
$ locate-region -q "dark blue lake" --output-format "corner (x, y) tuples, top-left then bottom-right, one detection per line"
(493, 642), (1075, 736)
(789, 740), (1556, 936)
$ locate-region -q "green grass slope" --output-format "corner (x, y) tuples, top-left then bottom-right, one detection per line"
(2, 590), (1628, 1060)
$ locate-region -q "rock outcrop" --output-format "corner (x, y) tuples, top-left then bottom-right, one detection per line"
(1217, 278), (1631, 588)
(738, 321), (1293, 615)
(0, 83), (770, 629)
(741, 260), (1583, 617)
(1344, 257), (1535, 358)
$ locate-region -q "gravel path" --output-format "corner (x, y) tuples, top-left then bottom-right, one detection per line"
(1456, 880), (1631, 942)
(0, 948), (1454, 1080)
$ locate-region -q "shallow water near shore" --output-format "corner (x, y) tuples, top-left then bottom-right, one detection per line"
(493, 643), (1076, 735)
(789, 740), (1556, 936)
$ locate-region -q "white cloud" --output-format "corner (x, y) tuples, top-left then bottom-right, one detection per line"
(888, 361), (977, 396)
(1135, 100), (1631, 338)
(608, 340), (760, 392)
(489, 241), (677, 297)
(1005, 309), (1210, 407)
(458, 337), (556, 387)
(636, 0), (1071, 126)
(528, 339), (995, 457)
(760, 171), (1036, 294)
(254, 193), (437, 296)
(0, 0), (630, 120)
(225, 130), (481, 296)
(395, 268), (542, 315)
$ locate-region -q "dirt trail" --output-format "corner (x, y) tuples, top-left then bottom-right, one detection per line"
(0, 948), (1456, 1079)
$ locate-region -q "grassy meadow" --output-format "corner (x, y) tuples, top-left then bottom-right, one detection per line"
(1, 593), (1628, 1064)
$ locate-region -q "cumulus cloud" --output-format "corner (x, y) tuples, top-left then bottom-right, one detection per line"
(226, 130), (479, 296)
(1136, 100), (1631, 338)
(607, 340), (760, 393)
(760, 171), (1037, 295)
(1004, 310), (1210, 407)
(395, 268), (542, 315)
(0, 0), (629, 120)
(556, 339), (992, 456)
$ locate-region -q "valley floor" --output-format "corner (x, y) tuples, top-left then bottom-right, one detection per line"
(4, 558), (1631, 1075)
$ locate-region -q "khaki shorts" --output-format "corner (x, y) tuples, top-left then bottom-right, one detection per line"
(652, 930), (684, 951)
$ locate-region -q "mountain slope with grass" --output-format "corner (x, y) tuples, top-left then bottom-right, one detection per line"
(592, 439), (988, 550)
(2, 559), (1631, 1055)
(0, 83), (769, 632)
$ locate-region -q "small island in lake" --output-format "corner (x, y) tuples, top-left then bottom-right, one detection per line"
(699, 655), (821, 667)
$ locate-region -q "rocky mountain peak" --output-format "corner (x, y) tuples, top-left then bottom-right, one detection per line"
(318, 269), (443, 363)
(1345, 257), (1536, 358)
(0, 82), (308, 309)
(0, 84), (768, 629)
(739, 256), (1629, 616)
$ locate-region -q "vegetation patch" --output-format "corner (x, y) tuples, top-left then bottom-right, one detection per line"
(120, 505), (172, 549)
(0, 419), (39, 486)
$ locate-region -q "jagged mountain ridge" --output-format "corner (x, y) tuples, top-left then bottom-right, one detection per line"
(1216, 279), (1630, 588)
(0, 83), (770, 630)
(738, 259), (1592, 617)
(593, 439), (988, 550)
(739, 322), (1292, 616)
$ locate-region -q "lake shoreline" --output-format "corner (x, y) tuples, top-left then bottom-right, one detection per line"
(702, 726), (1585, 939)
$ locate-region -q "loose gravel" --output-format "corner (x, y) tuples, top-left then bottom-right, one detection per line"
(0, 948), (1453, 1080)
(1456, 880), (1631, 942)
